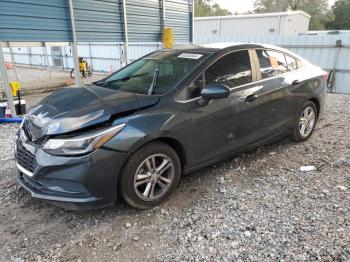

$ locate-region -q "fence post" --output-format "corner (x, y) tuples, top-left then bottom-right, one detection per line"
(68, 0), (82, 85)
(28, 47), (32, 66)
(161, 0), (166, 29)
(118, 43), (123, 69)
(88, 42), (94, 72)
(122, 0), (129, 65)
(190, 0), (194, 43)
(331, 40), (342, 93)
(8, 44), (19, 81)
(0, 43), (17, 117)
(42, 42), (52, 77)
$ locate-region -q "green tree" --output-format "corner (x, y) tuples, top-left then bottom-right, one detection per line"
(326, 0), (350, 29)
(194, 0), (231, 17)
(212, 3), (231, 16)
(254, 0), (289, 12)
(254, 0), (329, 30)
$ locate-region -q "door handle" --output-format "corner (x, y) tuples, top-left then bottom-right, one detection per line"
(292, 80), (303, 86)
(245, 94), (259, 102)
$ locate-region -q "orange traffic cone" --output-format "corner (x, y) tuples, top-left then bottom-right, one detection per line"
(5, 61), (13, 69)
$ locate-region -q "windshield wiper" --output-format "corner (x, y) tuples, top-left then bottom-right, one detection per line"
(94, 73), (148, 86)
(147, 68), (159, 95)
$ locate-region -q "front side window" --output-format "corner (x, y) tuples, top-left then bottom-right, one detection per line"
(185, 74), (205, 99)
(181, 50), (252, 100)
(256, 49), (288, 79)
(94, 51), (208, 95)
(205, 50), (252, 88)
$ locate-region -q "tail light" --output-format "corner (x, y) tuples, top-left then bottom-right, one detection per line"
(322, 71), (328, 81)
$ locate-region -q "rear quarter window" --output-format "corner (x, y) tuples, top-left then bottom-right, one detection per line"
(256, 49), (288, 79)
(285, 54), (299, 71)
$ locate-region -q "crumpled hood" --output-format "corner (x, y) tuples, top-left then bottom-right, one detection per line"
(23, 84), (160, 141)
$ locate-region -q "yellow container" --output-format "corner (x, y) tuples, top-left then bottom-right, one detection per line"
(10, 81), (21, 97)
(162, 27), (174, 49)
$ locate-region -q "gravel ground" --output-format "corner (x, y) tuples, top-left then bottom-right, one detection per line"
(0, 93), (349, 261)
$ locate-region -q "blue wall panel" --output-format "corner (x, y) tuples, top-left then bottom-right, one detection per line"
(165, 0), (191, 42)
(73, 0), (124, 42)
(0, 0), (192, 43)
(126, 0), (163, 42)
(0, 0), (72, 41)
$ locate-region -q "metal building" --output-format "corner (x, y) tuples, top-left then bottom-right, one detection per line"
(0, 0), (193, 43)
(0, 0), (194, 116)
(194, 11), (310, 42)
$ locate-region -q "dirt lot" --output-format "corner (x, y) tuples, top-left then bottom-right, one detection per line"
(0, 66), (104, 97)
(0, 93), (349, 261)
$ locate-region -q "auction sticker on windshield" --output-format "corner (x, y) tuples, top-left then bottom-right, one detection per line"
(178, 53), (203, 59)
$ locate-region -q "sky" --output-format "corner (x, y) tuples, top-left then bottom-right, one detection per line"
(214, 0), (337, 14)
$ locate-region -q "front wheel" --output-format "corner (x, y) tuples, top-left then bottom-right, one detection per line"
(292, 101), (317, 142)
(70, 68), (75, 79)
(118, 142), (181, 209)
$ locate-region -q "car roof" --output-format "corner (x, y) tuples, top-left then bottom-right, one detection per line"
(161, 43), (306, 62)
(201, 42), (293, 53)
(166, 42), (284, 53)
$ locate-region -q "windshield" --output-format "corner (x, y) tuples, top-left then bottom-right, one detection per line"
(94, 50), (208, 95)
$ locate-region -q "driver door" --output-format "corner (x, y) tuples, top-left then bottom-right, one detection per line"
(186, 50), (266, 166)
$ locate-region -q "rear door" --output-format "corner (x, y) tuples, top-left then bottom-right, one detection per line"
(253, 49), (292, 136)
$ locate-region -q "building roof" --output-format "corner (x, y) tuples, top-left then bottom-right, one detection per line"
(194, 11), (311, 21)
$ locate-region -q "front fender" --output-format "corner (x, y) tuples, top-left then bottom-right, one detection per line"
(103, 110), (193, 164)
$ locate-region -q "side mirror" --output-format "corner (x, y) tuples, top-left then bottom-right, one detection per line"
(200, 83), (231, 101)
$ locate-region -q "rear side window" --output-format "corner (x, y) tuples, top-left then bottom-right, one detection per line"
(256, 49), (288, 79)
(205, 50), (252, 88)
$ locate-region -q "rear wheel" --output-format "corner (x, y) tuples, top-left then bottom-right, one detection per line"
(118, 142), (181, 209)
(292, 101), (317, 142)
(87, 66), (93, 77)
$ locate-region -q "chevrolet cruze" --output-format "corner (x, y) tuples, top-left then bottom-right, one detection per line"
(15, 43), (327, 209)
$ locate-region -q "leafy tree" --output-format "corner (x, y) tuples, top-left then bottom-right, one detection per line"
(326, 0), (350, 29)
(254, 0), (289, 12)
(254, 0), (329, 30)
(194, 0), (231, 17)
(212, 3), (231, 16)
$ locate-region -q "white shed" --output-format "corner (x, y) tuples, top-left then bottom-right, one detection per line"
(194, 11), (311, 41)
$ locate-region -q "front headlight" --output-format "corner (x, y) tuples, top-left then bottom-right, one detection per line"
(43, 123), (126, 156)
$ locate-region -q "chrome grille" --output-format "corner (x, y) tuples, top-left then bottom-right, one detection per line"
(16, 139), (37, 173)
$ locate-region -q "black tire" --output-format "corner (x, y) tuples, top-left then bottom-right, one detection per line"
(292, 101), (318, 142)
(70, 68), (75, 79)
(87, 67), (93, 77)
(118, 141), (181, 209)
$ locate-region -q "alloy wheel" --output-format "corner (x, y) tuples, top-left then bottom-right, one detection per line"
(133, 153), (175, 201)
(299, 106), (316, 138)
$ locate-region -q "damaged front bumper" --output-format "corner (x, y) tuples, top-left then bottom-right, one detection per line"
(15, 140), (130, 210)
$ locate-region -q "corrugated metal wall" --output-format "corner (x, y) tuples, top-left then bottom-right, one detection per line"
(0, 0), (72, 42)
(280, 13), (309, 36)
(195, 34), (350, 94)
(127, 0), (162, 41)
(0, 0), (192, 43)
(74, 0), (124, 42)
(165, 0), (192, 42)
(194, 12), (310, 40)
